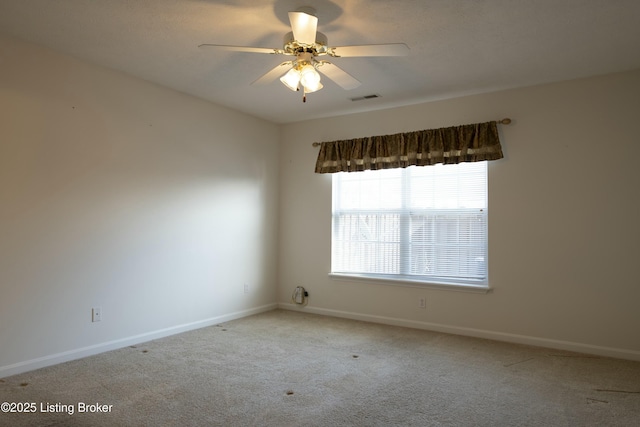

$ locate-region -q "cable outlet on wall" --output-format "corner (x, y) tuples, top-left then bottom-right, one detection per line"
(92, 307), (102, 322)
(419, 298), (426, 309)
(244, 283), (249, 294)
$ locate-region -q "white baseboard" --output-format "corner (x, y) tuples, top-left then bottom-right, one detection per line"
(1, 303), (277, 378)
(278, 303), (640, 362)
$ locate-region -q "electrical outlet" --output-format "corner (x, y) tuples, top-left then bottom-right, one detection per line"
(92, 307), (102, 322)
(419, 298), (426, 309)
(244, 283), (249, 294)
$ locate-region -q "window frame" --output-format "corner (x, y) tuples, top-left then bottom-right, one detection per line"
(330, 163), (491, 293)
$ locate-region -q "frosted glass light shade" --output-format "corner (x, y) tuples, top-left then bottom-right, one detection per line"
(300, 64), (322, 92)
(280, 68), (301, 91)
(304, 81), (323, 93)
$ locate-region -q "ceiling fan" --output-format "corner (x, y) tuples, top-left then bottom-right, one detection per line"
(199, 7), (409, 102)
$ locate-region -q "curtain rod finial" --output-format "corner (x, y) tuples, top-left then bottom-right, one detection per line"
(499, 118), (511, 125)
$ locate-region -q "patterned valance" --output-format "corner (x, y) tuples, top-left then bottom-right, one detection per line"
(315, 121), (504, 174)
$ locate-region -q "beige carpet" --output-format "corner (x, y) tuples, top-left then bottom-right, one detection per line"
(1, 309), (639, 426)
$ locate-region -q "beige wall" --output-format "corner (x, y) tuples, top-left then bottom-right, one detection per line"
(0, 34), (280, 375)
(278, 69), (640, 360)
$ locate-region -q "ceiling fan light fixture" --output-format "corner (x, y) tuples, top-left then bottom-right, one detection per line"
(280, 68), (301, 91)
(300, 64), (321, 87)
(200, 6), (408, 102)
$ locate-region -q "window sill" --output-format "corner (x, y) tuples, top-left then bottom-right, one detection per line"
(329, 273), (492, 294)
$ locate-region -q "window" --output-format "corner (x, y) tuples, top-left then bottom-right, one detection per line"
(331, 161), (488, 290)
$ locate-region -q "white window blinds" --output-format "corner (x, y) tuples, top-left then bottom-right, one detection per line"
(331, 161), (488, 287)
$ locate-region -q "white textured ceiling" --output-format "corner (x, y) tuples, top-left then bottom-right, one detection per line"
(1, 0), (639, 124)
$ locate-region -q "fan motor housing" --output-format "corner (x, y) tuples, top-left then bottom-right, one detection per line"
(283, 31), (328, 55)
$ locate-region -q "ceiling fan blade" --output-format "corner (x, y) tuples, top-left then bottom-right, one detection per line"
(329, 43), (409, 57)
(251, 62), (293, 86)
(198, 44), (282, 54)
(316, 62), (361, 90)
(288, 11), (318, 45)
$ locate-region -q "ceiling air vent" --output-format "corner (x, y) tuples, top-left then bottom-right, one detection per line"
(350, 94), (380, 102)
